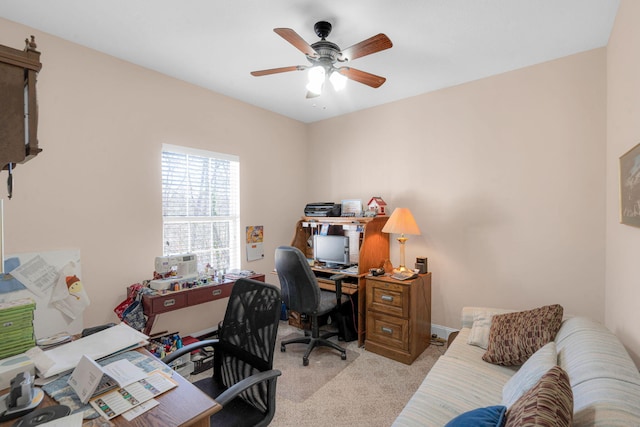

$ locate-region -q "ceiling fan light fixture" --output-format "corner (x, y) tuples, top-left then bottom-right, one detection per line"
(329, 70), (347, 91)
(306, 80), (324, 95)
(306, 66), (325, 95)
(308, 66), (325, 84)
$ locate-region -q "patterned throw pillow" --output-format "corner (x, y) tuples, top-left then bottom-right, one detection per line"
(505, 365), (573, 427)
(482, 304), (563, 366)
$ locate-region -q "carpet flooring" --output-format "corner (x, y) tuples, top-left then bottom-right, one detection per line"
(192, 321), (446, 426)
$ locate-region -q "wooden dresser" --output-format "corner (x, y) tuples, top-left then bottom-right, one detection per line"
(365, 273), (431, 364)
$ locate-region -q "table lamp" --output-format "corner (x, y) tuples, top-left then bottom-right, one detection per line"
(381, 207), (421, 273)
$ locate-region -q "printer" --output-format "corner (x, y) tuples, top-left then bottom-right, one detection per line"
(304, 202), (341, 217)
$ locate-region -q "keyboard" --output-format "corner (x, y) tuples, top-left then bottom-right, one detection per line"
(341, 265), (359, 274)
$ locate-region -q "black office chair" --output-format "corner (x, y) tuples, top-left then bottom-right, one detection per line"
(162, 278), (282, 427)
(275, 245), (348, 366)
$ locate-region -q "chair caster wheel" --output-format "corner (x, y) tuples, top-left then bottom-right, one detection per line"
(281, 344), (286, 352)
(341, 353), (347, 360)
(303, 357), (309, 366)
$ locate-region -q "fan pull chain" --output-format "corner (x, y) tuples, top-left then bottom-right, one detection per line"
(7, 163), (13, 199)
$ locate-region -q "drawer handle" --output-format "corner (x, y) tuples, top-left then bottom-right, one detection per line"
(381, 295), (394, 302)
(212, 289), (222, 296)
(163, 299), (176, 307)
(381, 327), (393, 334)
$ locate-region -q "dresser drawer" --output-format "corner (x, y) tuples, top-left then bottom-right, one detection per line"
(146, 293), (188, 314)
(187, 283), (233, 305)
(368, 280), (409, 318)
(366, 311), (409, 351)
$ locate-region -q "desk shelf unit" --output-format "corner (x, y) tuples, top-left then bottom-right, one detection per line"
(290, 216), (389, 346)
(141, 274), (265, 336)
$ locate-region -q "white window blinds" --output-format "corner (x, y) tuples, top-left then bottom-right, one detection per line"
(161, 144), (240, 272)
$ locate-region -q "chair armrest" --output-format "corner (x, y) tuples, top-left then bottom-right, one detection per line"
(161, 339), (219, 364)
(215, 369), (282, 407)
(329, 274), (346, 301)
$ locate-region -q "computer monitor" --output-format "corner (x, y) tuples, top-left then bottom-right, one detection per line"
(313, 234), (350, 268)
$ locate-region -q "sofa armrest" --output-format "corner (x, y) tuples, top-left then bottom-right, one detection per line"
(461, 307), (517, 329)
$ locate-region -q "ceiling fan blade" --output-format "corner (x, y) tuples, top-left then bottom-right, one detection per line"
(250, 66), (304, 77)
(340, 33), (393, 61)
(337, 67), (386, 88)
(274, 28), (318, 57)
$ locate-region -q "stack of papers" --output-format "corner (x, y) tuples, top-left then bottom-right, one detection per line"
(26, 323), (148, 378)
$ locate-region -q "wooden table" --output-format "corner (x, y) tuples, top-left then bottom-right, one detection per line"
(142, 274), (265, 335)
(0, 349), (220, 427)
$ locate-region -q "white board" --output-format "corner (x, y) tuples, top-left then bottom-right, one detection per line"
(1, 249), (83, 339)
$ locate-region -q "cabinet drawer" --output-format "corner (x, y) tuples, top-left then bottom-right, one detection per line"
(366, 311), (409, 351)
(187, 284), (233, 305)
(368, 280), (409, 318)
(148, 293), (187, 314)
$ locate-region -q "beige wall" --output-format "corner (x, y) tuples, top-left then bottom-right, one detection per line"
(0, 18), (308, 335)
(308, 49), (607, 329)
(2, 14), (630, 358)
(606, 0), (640, 365)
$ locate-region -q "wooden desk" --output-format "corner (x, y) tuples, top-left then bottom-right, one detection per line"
(289, 216), (390, 346)
(0, 349), (219, 427)
(311, 268), (366, 346)
(142, 274), (265, 335)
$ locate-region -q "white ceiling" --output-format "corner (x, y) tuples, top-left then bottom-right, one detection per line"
(0, 0), (620, 123)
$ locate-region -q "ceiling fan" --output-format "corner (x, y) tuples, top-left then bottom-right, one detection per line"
(250, 21), (392, 98)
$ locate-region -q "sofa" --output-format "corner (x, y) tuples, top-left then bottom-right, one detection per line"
(392, 306), (640, 426)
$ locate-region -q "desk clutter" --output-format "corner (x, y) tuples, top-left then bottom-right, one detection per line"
(42, 350), (174, 421)
(0, 322), (177, 425)
(113, 264), (258, 333)
(147, 332), (214, 379)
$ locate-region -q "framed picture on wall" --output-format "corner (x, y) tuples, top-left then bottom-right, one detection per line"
(619, 142), (640, 228)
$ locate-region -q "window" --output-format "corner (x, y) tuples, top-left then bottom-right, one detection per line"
(161, 144), (240, 272)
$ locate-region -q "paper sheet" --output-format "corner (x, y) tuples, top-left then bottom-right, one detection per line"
(9, 254), (58, 298)
(39, 411), (83, 427)
(90, 371), (177, 420)
(68, 356), (146, 403)
(49, 261), (90, 320)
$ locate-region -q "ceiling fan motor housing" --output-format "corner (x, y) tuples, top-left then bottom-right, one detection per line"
(314, 21), (332, 39)
(310, 40), (341, 64)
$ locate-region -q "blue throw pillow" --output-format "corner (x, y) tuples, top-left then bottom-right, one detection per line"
(444, 405), (507, 427)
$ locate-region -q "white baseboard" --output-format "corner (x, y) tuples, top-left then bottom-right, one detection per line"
(431, 324), (459, 340)
(194, 323), (457, 341)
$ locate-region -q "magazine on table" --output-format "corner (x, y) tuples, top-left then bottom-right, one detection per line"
(89, 370), (178, 420)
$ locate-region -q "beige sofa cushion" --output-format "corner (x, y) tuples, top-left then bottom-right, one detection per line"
(502, 341), (557, 408)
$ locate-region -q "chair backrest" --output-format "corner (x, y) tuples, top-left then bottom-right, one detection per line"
(215, 278), (281, 413)
(274, 245), (321, 314)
